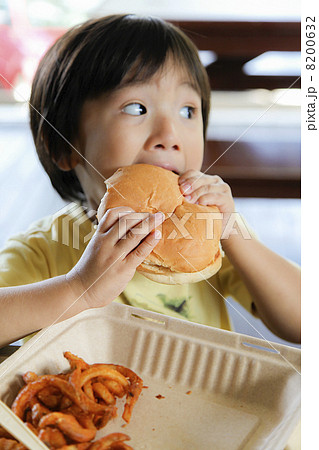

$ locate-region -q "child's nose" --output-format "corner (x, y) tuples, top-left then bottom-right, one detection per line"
(145, 116), (181, 151)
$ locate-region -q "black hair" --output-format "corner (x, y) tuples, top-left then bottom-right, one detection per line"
(30, 14), (211, 202)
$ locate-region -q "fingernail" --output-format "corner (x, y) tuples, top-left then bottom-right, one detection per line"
(184, 195), (192, 201)
(181, 183), (191, 193)
(155, 212), (165, 221)
(155, 229), (162, 239)
(118, 211), (132, 218)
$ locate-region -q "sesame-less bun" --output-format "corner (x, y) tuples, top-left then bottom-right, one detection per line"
(97, 164), (222, 284)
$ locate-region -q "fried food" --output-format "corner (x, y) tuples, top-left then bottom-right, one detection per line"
(38, 412), (96, 443)
(88, 433), (132, 450)
(0, 437), (27, 449)
(1, 352), (142, 449)
(22, 372), (38, 384)
(38, 427), (67, 448)
(92, 383), (115, 406)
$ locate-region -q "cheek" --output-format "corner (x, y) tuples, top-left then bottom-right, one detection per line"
(88, 130), (141, 179)
(185, 132), (204, 170)
(83, 126), (117, 167)
(104, 126), (144, 166)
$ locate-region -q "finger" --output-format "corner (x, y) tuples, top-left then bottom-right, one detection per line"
(98, 207), (135, 233)
(178, 169), (201, 185)
(178, 173), (202, 195)
(106, 211), (164, 244)
(179, 174), (221, 195)
(116, 212), (152, 241)
(179, 177), (198, 195)
(195, 191), (234, 216)
(186, 182), (229, 203)
(194, 193), (224, 207)
(125, 227), (162, 267)
(184, 184), (219, 203)
(116, 212), (164, 253)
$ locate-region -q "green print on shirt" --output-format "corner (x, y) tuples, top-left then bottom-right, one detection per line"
(156, 293), (192, 318)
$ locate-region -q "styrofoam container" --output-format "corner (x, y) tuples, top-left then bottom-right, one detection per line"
(0, 303), (300, 450)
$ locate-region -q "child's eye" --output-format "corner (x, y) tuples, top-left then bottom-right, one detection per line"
(122, 103), (147, 116)
(180, 106), (195, 119)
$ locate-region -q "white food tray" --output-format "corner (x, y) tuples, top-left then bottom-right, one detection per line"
(0, 303), (301, 450)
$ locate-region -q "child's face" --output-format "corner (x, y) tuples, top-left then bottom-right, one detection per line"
(74, 58), (204, 211)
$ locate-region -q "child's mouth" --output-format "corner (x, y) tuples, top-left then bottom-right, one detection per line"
(139, 162), (180, 175)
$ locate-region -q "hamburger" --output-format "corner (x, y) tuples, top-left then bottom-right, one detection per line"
(97, 164), (222, 284)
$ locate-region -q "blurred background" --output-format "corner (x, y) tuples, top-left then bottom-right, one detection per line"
(0, 0), (300, 347)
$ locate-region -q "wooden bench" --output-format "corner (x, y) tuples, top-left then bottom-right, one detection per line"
(170, 21), (301, 198)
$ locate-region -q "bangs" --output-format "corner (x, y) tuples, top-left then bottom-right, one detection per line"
(118, 49), (202, 99)
(84, 16), (204, 100)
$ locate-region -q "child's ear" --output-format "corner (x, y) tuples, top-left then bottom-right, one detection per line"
(54, 151), (82, 171)
(41, 131), (83, 171)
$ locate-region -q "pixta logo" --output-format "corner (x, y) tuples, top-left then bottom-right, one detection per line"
(52, 203), (96, 250)
(52, 205), (252, 249)
(118, 211), (252, 240)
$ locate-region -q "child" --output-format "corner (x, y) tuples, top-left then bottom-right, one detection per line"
(0, 14), (300, 346)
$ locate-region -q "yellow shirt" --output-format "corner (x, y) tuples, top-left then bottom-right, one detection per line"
(0, 203), (255, 331)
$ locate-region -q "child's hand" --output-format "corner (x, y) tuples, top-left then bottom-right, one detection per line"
(178, 169), (235, 232)
(66, 206), (165, 309)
